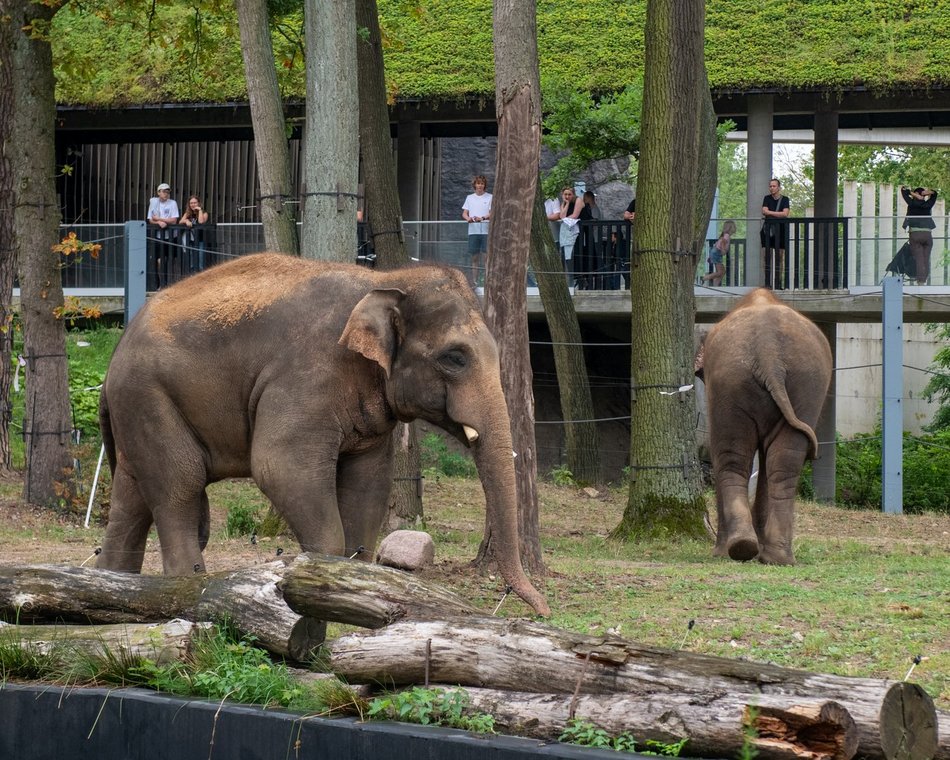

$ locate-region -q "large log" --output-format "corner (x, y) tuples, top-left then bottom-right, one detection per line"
(0, 619), (210, 664)
(327, 618), (939, 760)
(0, 562), (315, 660)
(460, 686), (857, 760)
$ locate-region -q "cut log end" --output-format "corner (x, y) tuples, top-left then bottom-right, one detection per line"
(287, 617), (327, 664)
(752, 701), (857, 760)
(879, 682), (938, 760)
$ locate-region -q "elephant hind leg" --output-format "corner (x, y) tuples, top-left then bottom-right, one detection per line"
(98, 465), (152, 573)
(198, 490), (211, 551)
(712, 446), (759, 561)
(754, 428), (809, 565)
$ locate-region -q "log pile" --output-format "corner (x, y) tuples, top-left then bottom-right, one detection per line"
(0, 556), (943, 760)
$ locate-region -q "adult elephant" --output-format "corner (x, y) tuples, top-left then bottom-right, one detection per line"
(698, 288), (832, 565)
(98, 253), (550, 617)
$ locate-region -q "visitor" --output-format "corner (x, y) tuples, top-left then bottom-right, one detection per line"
(146, 182), (179, 289)
(179, 195), (210, 273)
(900, 185), (937, 285)
(702, 220), (736, 287)
(461, 175), (492, 287)
(760, 178), (790, 289)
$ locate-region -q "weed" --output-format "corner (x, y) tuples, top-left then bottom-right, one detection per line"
(737, 707), (760, 760)
(559, 719), (686, 756)
(420, 433), (477, 479)
(549, 465), (578, 487)
(367, 687), (494, 733)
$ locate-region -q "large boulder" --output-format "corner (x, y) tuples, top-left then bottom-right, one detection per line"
(376, 530), (435, 571)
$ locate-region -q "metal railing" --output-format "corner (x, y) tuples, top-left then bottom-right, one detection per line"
(50, 215), (950, 293)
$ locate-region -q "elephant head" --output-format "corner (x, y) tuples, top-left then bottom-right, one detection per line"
(340, 268), (550, 617)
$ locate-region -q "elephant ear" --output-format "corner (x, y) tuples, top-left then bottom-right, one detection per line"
(339, 288), (406, 377)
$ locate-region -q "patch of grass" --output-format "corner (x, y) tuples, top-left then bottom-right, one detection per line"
(420, 433), (477, 479)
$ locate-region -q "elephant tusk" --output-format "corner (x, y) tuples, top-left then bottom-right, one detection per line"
(463, 425), (479, 443)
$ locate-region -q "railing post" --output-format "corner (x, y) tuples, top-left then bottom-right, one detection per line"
(881, 275), (903, 513)
(124, 221), (147, 323)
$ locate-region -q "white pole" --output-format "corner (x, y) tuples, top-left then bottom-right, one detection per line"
(84, 443), (106, 528)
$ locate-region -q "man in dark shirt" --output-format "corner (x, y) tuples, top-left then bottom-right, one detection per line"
(760, 178), (790, 289)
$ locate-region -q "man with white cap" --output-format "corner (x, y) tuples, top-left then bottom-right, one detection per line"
(146, 183), (180, 289)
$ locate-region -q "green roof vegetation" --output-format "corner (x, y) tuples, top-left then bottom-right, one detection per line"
(51, 0), (950, 106)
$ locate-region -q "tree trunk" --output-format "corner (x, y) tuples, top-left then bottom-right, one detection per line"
(477, 0), (544, 575)
(614, 0), (709, 540)
(236, 0), (299, 255)
(9, 0), (72, 506)
(0, 4), (18, 474)
(529, 175), (601, 485)
(327, 618), (939, 760)
(462, 687), (858, 760)
(0, 619), (211, 665)
(301, 0), (359, 262)
(355, 0), (422, 527)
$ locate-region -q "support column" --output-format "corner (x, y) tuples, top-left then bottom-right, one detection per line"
(745, 95), (773, 287)
(814, 108), (839, 287)
(881, 276), (903, 514)
(123, 220), (146, 323)
(397, 118), (422, 259)
(813, 320), (837, 502)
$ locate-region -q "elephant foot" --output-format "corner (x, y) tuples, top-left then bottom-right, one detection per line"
(757, 546), (795, 566)
(727, 535), (760, 562)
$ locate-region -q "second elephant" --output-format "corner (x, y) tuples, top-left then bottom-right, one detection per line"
(699, 288), (832, 565)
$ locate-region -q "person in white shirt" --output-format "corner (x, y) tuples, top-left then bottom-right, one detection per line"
(461, 175), (492, 287)
(146, 183), (180, 289)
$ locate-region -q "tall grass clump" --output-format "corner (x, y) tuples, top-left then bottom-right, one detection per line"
(420, 432), (476, 479)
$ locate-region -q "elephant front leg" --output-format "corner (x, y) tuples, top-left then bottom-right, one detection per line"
(337, 437), (395, 562)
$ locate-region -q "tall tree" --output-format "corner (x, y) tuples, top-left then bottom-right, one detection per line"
(236, 0), (299, 255)
(528, 176), (600, 485)
(301, 0), (359, 261)
(477, 0), (544, 573)
(613, 0), (712, 540)
(6, 0), (73, 505)
(355, 0), (422, 526)
(0, 0), (18, 474)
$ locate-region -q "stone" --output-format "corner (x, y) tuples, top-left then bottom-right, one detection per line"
(376, 530), (435, 571)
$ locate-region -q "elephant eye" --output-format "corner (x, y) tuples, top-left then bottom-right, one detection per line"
(437, 348), (468, 372)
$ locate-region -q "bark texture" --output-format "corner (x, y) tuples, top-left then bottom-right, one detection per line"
(9, 0), (72, 505)
(236, 0), (299, 255)
(616, 0), (710, 539)
(529, 175), (601, 485)
(0, 619), (211, 665)
(327, 618), (939, 760)
(301, 0), (359, 261)
(478, 0), (544, 574)
(0, 4), (18, 473)
(354, 0), (422, 526)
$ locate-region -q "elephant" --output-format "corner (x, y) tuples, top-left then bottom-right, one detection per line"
(97, 252), (550, 617)
(697, 288), (832, 565)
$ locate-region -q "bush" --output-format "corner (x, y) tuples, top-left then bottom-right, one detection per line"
(420, 433), (477, 479)
(832, 429), (950, 514)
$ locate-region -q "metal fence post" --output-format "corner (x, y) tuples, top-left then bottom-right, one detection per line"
(124, 220), (147, 323)
(881, 275), (903, 513)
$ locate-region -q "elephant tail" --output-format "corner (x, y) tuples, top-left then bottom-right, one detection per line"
(98, 385), (117, 475)
(765, 375), (820, 459)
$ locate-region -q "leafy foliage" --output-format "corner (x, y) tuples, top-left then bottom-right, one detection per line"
(366, 686), (495, 733)
(832, 429), (950, 514)
(923, 326), (950, 432)
(838, 146), (950, 193)
(420, 432), (477, 479)
(50, 0), (950, 105)
(559, 719), (687, 756)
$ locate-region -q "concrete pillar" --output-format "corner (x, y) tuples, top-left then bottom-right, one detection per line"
(123, 220), (147, 323)
(813, 320), (837, 502)
(397, 118), (422, 259)
(745, 94), (773, 287)
(814, 109), (839, 287)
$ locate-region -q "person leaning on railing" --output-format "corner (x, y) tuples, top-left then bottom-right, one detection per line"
(180, 195), (210, 273)
(901, 185), (938, 285)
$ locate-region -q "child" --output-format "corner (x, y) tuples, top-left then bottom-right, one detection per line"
(702, 220), (736, 286)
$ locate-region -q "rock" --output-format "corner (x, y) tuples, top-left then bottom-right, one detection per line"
(376, 530), (435, 571)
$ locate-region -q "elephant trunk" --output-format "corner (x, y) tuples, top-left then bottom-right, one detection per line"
(470, 414), (551, 617)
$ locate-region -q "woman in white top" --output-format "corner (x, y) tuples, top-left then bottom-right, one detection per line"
(556, 186), (583, 286)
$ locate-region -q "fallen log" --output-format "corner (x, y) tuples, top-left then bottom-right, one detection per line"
(459, 687), (857, 760)
(0, 619), (210, 664)
(0, 562), (315, 660)
(327, 618), (939, 760)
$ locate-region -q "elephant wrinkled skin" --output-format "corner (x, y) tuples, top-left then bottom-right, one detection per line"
(98, 253), (550, 617)
(699, 288), (832, 565)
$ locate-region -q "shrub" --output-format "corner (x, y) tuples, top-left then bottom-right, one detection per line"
(420, 432), (477, 479)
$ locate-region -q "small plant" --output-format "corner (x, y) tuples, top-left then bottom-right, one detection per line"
(367, 687), (494, 733)
(226, 502), (261, 538)
(737, 707), (760, 760)
(549, 465), (578, 487)
(420, 433), (477, 479)
(559, 719), (686, 756)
